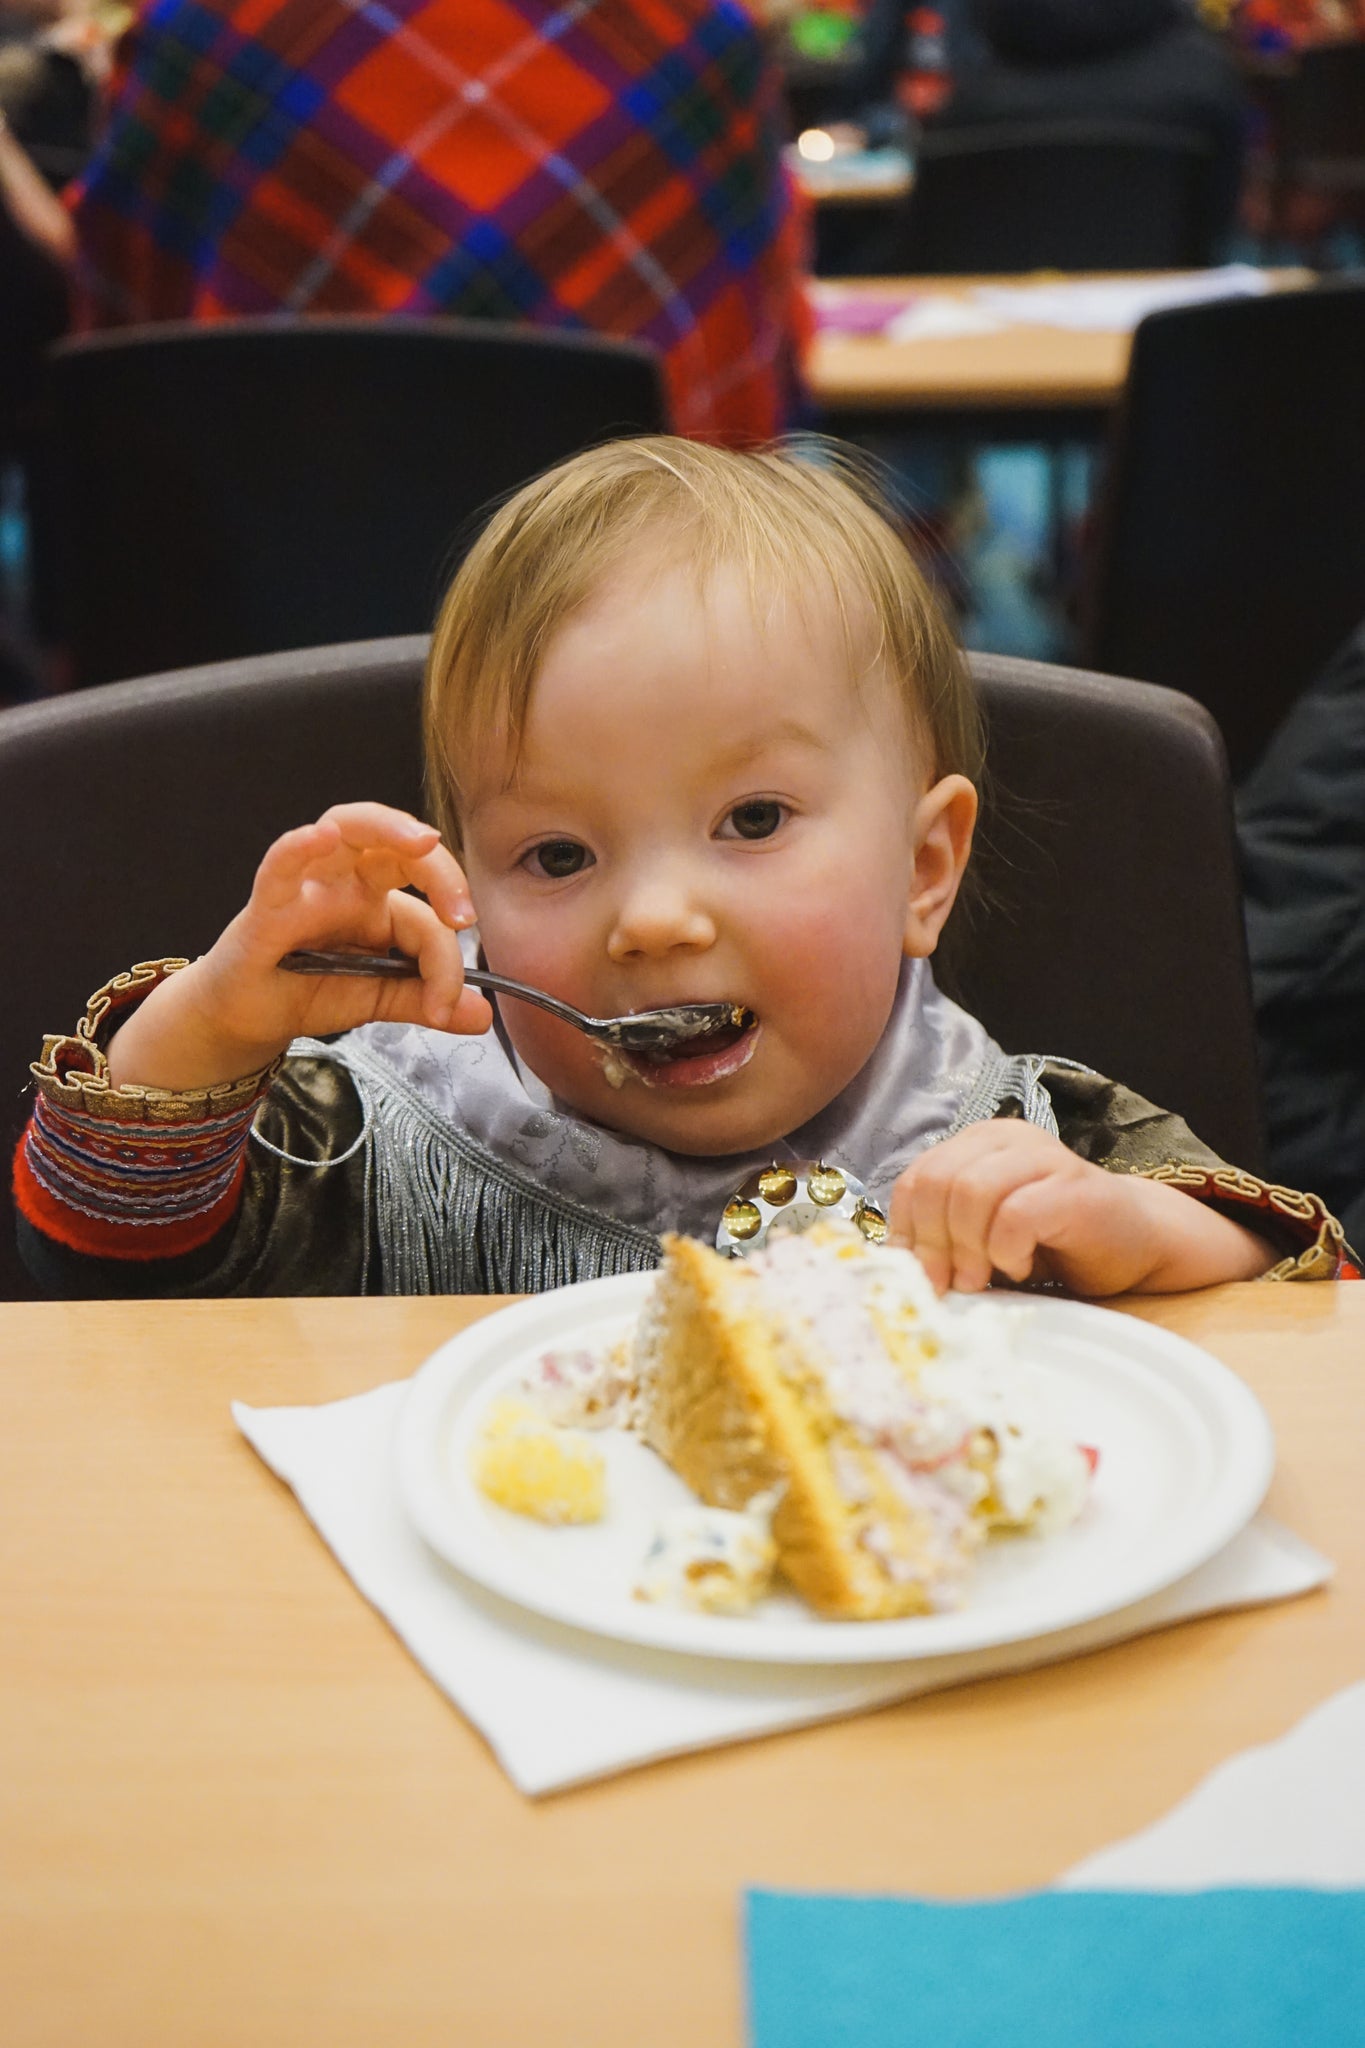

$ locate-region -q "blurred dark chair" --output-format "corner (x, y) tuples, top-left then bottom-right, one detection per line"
(949, 651), (1262, 1178)
(38, 317), (668, 688)
(1270, 42), (1365, 249)
(0, 638), (1262, 1298)
(889, 120), (1217, 272)
(1080, 278), (1365, 782)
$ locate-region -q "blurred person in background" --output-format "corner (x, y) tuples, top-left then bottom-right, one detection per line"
(1220, 0), (1365, 252)
(68, 0), (809, 444)
(932, 0), (1248, 242)
(1239, 616), (1365, 1256)
(0, 0), (99, 444)
(1222, 0), (1365, 51)
(815, 0), (984, 133)
(0, 101), (73, 703)
(0, 99), (71, 437)
(0, 0), (103, 177)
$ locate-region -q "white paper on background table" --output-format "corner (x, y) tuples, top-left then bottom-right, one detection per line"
(815, 264), (1271, 344)
(971, 265), (1270, 332)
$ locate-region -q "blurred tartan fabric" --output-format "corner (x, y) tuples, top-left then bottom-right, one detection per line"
(68, 0), (808, 441)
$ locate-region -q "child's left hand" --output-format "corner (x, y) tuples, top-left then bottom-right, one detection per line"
(888, 1122), (1276, 1297)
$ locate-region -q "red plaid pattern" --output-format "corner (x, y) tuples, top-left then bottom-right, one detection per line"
(70, 0), (811, 441)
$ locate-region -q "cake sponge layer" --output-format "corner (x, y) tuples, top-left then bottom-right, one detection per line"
(639, 1233), (967, 1618)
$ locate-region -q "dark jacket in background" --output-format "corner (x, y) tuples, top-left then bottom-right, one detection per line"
(1239, 619), (1365, 1252)
(937, 0), (1247, 242)
(975, 0), (1183, 63)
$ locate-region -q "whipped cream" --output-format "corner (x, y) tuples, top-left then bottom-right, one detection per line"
(634, 1490), (780, 1615)
(522, 1342), (637, 1430)
(744, 1225), (1090, 1554)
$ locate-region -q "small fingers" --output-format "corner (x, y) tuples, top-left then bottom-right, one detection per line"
(985, 1180), (1060, 1289)
(986, 1163), (1129, 1286)
(324, 804), (474, 929)
(251, 807), (474, 931)
(386, 892), (493, 1036)
(251, 819), (344, 910)
(942, 1148), (1058, 1291)
(889, 1163), (952, 1294)
(890, 1124), (1075, 1294)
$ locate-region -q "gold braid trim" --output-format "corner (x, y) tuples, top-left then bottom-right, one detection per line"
(1140, 1161), (1356, 1283)
(31, 960), (283, 1127)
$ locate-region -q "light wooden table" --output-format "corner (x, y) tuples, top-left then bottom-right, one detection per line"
(809, 274), (1132, 418)
(3, 1283), (1362, 2047)
(806, 271), (1311, 424)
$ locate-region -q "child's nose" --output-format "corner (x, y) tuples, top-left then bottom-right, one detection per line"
(605, 867), (717, 962)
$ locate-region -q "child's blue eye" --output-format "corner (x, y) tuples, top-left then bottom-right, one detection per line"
(724, 800), (784, 841)
(527, 839), (590, 879)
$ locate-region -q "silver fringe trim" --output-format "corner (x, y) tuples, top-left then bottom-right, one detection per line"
(299, 1036), (662, 1297)
(269, 1039), (1093, 1294)
(932, 1051), (1096, 1146)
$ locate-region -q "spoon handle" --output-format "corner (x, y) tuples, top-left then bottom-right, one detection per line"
(278, 949), (595, 1037)
(279, 949), (419, 979)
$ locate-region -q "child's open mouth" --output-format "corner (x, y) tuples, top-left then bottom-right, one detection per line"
(613, 1010), (761, 1090)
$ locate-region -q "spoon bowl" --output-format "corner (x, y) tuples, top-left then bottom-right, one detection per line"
(279, 949), (755, 1055)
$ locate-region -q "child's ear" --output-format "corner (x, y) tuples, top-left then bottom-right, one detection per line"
(903, 774), (978, 957)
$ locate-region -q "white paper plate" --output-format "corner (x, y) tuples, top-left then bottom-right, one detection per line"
(394, 1273), (1274, 1665)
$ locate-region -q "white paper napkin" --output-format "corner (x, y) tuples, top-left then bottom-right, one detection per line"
(971, 265), (1270, 333)
(884, 299), (1007, 342)
(233, 1381), (1330, 1798)
(1061, 1680), (1365, 1890)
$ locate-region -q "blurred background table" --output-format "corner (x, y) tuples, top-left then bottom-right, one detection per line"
(809, 272), (1129, 434)
(787, 140), (914, 205)
(2, 1281), (1361, 2047)
(806, 268), (1312, 436)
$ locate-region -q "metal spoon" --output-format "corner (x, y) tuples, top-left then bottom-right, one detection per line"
(278, 949), (755, 1055)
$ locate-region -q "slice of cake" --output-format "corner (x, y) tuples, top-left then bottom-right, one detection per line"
(633, 1222), (1089, 1619)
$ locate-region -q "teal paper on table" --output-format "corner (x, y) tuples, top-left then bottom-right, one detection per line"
(745, 1888), (1365, 2048)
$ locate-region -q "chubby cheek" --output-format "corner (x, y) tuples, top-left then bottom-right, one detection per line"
(473, 899), (610, 1103)
(753, 877), (904, 1048)
(472, 872), (594, 993)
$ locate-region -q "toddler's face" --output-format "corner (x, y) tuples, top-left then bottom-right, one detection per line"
(456, 550), (971, 1156)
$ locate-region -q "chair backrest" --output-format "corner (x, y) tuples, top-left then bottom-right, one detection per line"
(40, 317), (668, 689)
(1283, 42), (1365, 177)
(890, 120), (1217, 273)
(0, 639), (1262, 1299)
(948, 652), (1262, 1177)
(1081, 278), (1365, 781)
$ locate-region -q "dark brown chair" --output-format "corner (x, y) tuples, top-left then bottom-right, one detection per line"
(889, 120), (1218, 274)
(1270, 42), (1365, 250)
(1080, 278), (1365, 781)
(949, 651), (1262, 1179)
(38, 317), (667, 688)
(0, 639), (1262, 1299)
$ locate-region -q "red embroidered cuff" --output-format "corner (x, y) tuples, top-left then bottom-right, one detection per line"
(17, 961), (282, 1263)
(1141, 1162), (1360, 1283)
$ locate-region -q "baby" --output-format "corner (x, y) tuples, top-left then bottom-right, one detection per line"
(16, 439), (1350, 1296)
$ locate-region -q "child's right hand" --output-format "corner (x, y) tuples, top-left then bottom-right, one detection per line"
(106, 804), (494, 1092)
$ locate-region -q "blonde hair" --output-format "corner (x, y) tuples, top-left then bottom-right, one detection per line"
(422, 436), (982, 849)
